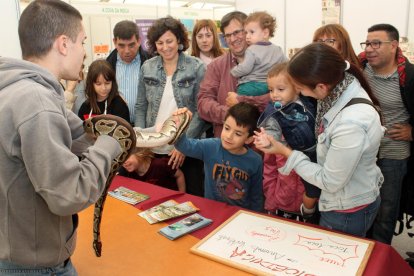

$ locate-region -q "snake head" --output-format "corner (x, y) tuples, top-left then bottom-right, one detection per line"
(84, 118), (95, 134)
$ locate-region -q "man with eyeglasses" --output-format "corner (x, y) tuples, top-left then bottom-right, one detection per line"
(359, 23), (414, 245)
(197, 11), (270, 137)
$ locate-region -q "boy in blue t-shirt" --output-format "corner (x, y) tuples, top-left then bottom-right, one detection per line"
(173, 103), (264, 212)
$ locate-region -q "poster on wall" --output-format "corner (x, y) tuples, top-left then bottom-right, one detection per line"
(191, 210), (374, 276)
(93, 44), (110, 60)
(180, 19), (196, 39)
(136, 19), (155, 52)
(322, 0), (341, 25)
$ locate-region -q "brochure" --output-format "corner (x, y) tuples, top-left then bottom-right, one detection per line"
(138, 200), (179, 224)
(138, 200), (199, 224)
(159, 214), (213, 240)
(108, 186), (149, 205)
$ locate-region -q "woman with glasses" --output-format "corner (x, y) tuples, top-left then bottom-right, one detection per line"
(254, 43), (384, 237)
(313, 24), (361, 68)
(134, 16), (206, 196)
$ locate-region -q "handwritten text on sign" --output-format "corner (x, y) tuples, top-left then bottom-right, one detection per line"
(192, 211), (373, 276)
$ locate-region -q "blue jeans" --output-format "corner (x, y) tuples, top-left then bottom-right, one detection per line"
(0, 259), (77, 276)
(319, 196), (380, 237)
(371, 158), (408, 244)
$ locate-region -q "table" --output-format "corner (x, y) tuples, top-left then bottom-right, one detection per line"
(72, 176), (413, 276)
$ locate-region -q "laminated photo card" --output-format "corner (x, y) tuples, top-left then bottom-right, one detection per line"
(108, 186), (149, 205)
(159, 214), (213, 240)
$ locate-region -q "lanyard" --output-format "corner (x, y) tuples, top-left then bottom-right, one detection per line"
(89, 100), (107, 119)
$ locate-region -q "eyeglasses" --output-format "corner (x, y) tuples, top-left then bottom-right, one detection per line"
(316, 38), (336, 46)
(223, 29), (245, 40)
(360, 40), (393, 50)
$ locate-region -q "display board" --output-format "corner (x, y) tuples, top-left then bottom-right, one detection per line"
(191, 210), (374, 276)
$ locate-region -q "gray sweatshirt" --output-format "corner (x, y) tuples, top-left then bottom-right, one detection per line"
(0, 57), (121, 267)
(231, 42), (288, 84)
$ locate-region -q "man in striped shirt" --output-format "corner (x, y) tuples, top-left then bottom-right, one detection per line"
(359, 24), (414, 245)
(107, 20), (150, 125)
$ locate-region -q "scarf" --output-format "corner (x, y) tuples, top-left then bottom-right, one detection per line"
(358, 47), (406, 87)
(315, 72), (355, 136)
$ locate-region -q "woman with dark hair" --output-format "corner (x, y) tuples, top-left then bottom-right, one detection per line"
(254, 43), (384, 237)
(191, 19), (225, 65)
(134, 16), (206, 196)
(78, 59), (130, 123)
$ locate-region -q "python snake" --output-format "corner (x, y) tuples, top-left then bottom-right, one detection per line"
(84, 112), (191, 257)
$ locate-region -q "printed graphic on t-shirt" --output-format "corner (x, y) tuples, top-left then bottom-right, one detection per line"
(212, 161), (249, 204)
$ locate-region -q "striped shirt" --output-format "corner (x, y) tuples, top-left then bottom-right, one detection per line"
(116, 53), (141, 123)
(364, 64), (410, 159)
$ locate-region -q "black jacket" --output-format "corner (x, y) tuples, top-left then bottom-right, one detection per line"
(106, 46), (151, 71)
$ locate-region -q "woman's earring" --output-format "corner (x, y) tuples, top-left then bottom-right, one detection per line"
(178, 44), (184, 51)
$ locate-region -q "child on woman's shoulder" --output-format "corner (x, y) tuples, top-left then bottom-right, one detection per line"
(257, 62), (319, 222)
(119, 148), (186, 192)
(78, 59), (130, 124)
(173, 103), (264, 212)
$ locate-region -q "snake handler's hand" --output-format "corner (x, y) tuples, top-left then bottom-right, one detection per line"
(168, 149), (185, 170)
(253, 127), (293, 158)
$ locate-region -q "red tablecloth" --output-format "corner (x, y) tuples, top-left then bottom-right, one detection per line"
(108, 175), (413, 276)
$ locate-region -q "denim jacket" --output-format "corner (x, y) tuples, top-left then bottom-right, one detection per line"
(257, 95), (316, 152)
(134, 52), (205, 138)
(280, 79), (384, 211)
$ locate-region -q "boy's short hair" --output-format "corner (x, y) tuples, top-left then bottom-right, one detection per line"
(267, 62), (288, 78)
(19, 0), (82, 60)
(225, 102), (260, 136)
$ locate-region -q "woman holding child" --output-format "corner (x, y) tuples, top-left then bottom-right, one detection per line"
(255, 43), (384, 237)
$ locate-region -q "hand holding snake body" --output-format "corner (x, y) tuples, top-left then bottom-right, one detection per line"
(84, 111), (191, 257)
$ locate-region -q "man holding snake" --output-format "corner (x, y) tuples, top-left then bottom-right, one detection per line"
(0, 0), (135, 274)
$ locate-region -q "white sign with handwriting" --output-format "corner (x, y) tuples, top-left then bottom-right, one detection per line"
(191, 211), (374, 276)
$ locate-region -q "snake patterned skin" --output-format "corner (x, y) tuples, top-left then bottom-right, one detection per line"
(134, 111), (191, 147)
(84, 114), (136, 257)
(84, 112), (191, 257)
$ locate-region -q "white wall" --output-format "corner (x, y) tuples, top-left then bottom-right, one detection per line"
(12, 0), (414, 64)
(1, 0), (21, 59)
(285, 0), (322, 51)
(236, 0), (285, 51)
(236, 0), (412, 58)
(235, 0), (322, 55)
(342, 0), (410, 56)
